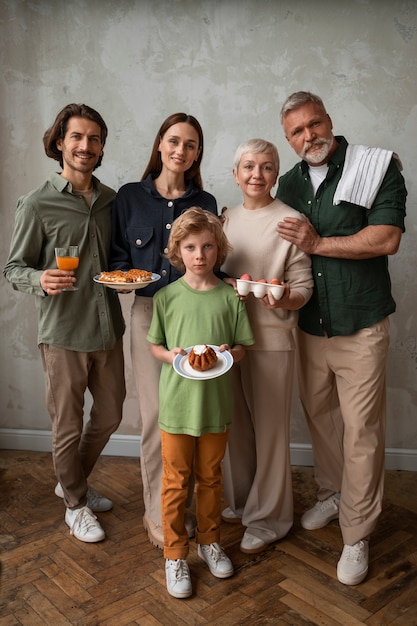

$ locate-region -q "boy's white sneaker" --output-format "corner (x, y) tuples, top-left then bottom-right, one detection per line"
(165, 559), (192, 598)
(198, 542), (234, 578)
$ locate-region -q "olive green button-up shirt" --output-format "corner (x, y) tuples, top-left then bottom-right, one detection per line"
(4, 172), (125, 351)
(276, 137), (407, 337)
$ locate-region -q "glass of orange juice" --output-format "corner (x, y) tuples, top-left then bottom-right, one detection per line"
(55, 245), (79, 291)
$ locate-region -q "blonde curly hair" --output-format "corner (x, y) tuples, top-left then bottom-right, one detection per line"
(167, 207), (232, 272)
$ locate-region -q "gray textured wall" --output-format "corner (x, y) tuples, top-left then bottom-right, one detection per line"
(1, 0), (416, 450)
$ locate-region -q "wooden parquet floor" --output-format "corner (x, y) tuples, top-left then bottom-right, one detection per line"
(1, 451), (417, 625)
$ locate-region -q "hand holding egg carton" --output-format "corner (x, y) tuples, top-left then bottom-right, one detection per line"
(236, 274), (285, 300)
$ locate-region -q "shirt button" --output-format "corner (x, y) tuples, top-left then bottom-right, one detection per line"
(161, 269), (167, 276)
(163, 247), (169, 254)
(166, 223), (172, 230)
(317, 272), (322, 277)
(168, 201), (173, 207)
(308, 200), (312, 205)
(136, 239), (142, 246)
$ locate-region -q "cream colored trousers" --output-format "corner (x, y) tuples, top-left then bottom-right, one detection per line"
(223, 350), (294, 543)
(131, 297), (163, 525)
(296, 318), (390, 545)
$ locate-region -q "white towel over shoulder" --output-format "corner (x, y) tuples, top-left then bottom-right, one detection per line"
(333, 144), (397, 209)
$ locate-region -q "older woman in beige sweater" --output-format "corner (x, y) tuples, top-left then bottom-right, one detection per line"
(221, 138), (313, 553)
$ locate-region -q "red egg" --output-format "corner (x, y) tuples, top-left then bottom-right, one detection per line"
(269, 278), (282, 285)
(257, 278), (267, 283)
(240, 273), (252, 281)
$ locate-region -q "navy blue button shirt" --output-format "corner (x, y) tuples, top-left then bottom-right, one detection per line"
(109, 174), (218, 297)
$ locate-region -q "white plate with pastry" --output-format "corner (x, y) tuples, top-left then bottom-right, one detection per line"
(93, 270), (160, 292)
(173, 344), (233, 380)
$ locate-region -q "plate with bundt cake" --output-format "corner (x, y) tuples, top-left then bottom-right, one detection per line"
(173, 344), (233, 380)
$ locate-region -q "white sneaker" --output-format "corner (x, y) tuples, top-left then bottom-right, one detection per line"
(221, 506), (241, 524)
(198, 542), (234, 578)
(165, 559), (192, 598)
(55, 483), (113, 512)
(65, 506), (105, 543)
(85, 486), (113, 512)
(337, 540), (369, 585)
(301, 495), (340, 530)
(240, 531), (269, 554)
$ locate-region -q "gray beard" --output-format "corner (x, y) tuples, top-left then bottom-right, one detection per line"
(300, 139), (333, 165)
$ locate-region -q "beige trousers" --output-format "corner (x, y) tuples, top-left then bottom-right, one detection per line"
(40, 340), (125, 509)
(131, 297), (163, 525)
(223, 350), (294, 543)
(296, 319), (390, 545)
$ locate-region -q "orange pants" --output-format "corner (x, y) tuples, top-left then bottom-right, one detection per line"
(160, 429), (229, 560)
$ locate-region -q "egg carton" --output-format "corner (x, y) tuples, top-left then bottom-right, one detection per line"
(236, 279), (285, 300)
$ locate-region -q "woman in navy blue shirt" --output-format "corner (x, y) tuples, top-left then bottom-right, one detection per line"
(110, 113), (217, 549)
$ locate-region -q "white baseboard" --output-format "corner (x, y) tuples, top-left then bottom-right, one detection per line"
(0, 428), (416, 471)
(0, 428), (141, 459)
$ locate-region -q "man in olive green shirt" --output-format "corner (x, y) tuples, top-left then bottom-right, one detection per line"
(4, 104), (126, 543)
(276, 91), (406, 586)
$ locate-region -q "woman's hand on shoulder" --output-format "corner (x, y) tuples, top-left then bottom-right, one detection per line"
(223, 276), (249, 301)
(223, 277), (236, 289)
(220, 206), (228, 224)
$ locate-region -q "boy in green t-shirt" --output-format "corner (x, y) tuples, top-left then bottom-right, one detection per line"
(147, 207), (254, 599)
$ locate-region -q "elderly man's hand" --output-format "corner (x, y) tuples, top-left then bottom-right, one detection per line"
(277, 216), (320, 255)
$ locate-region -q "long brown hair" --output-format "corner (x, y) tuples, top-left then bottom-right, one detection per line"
(141, 113), (205, 189)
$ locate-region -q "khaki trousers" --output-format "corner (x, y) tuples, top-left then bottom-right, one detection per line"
(223, 350), (294, 543)
(40, 339), (125, 509)
(160, 430), (228, 560)
(296, 319), (390, 545)
(131, 297), (163, 525)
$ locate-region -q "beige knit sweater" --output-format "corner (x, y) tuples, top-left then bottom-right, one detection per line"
(222, 199), (313, 351)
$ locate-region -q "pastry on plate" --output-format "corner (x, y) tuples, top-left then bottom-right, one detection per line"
(99, 269), (153, 283)
(188, 344), (218, 372)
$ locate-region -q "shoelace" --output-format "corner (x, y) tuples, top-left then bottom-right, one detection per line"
(69, 507), (99, 536)
(171, 559), (190, 581)
(202, 543), (226, 563)
(316, 497), (338, 512)
(344, 541), (366, 562)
